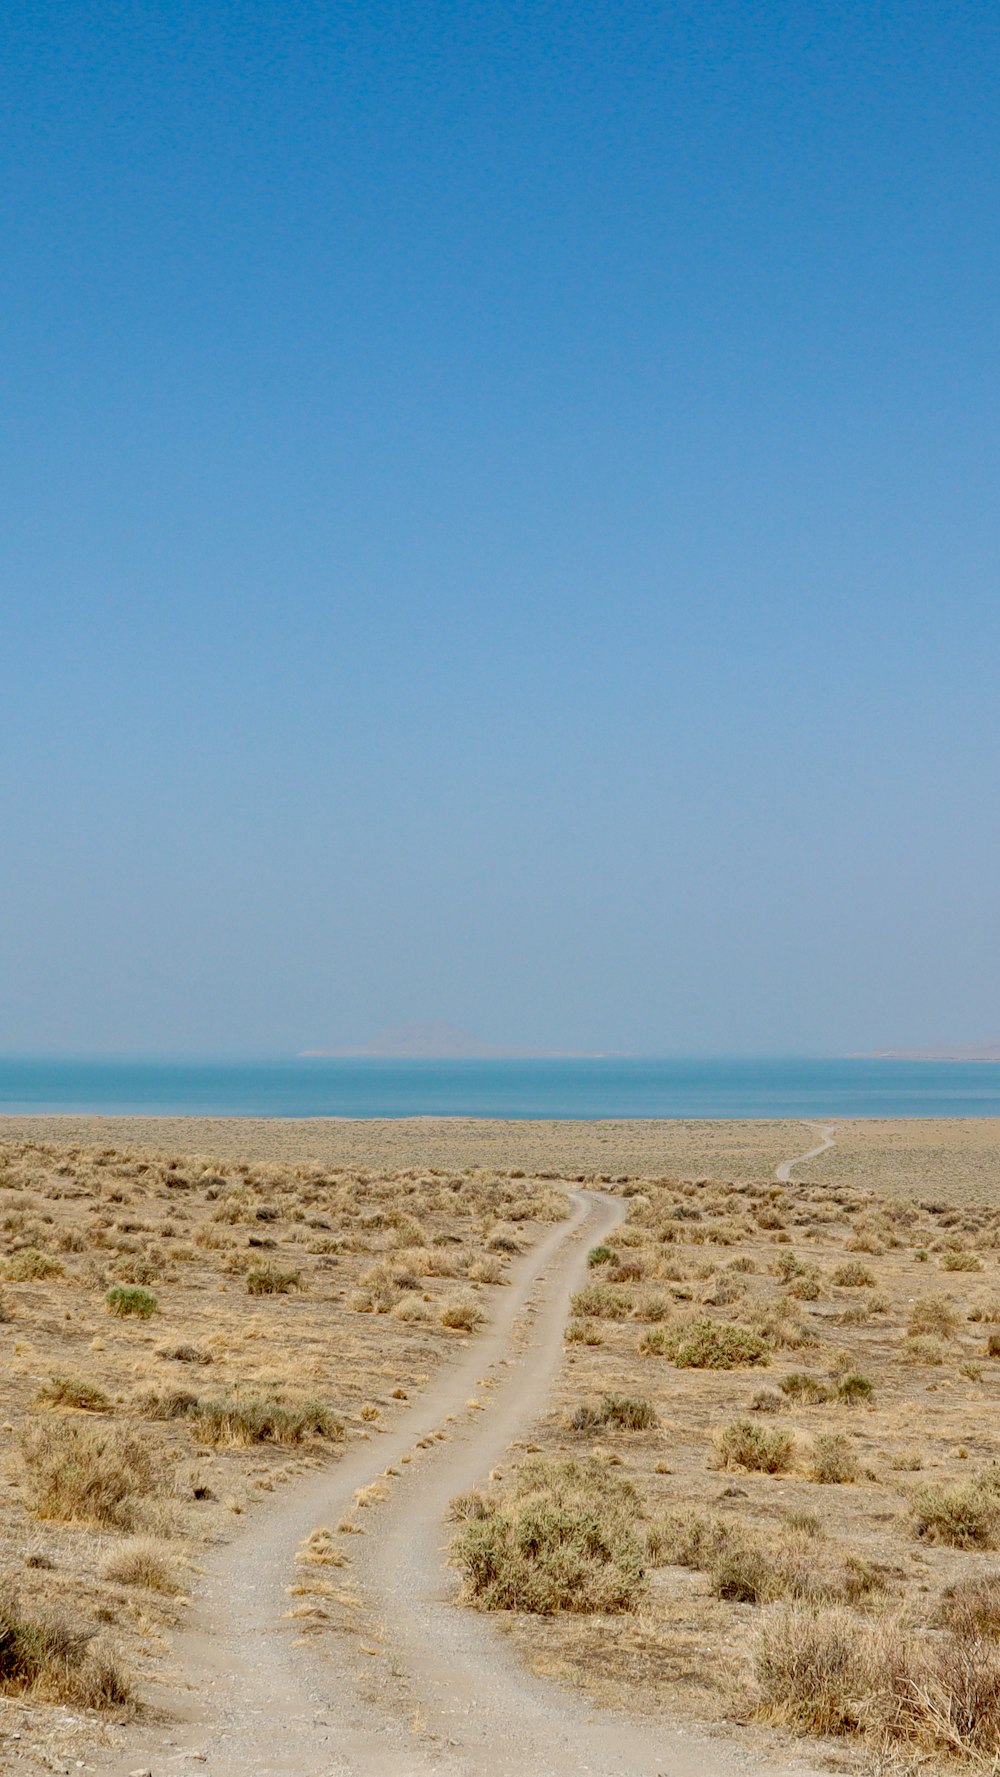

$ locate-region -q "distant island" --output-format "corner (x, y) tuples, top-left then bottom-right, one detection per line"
(867, 1042), (1000, 1062)
(299, 1023), (607, 1060)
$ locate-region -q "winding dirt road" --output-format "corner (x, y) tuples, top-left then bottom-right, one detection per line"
(104, 1148), (832, 1777)
(774, 1124), (836, 1184)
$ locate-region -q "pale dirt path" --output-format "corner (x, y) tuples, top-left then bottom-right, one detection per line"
(101, 1182), (828, 1777)
(774, 1124), (837, 1183)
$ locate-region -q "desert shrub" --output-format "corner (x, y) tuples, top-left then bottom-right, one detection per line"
(136, 1386), (199, 1420)
(467, 1255), (504, 1285)
(809, 1433), (859, 1485)
(988, 1332), (1000, 1358)
(571, 1393), (658, 1433)
(968, 1298), (1000, 1323)
(439, 1295), (485, 1330)
(651, 1512), (880, 1608)
(902, 1333), (950, 1365)
(20, 1421), (154, 1530)
(5, 1248), (63, 1281)
(911, 1480), (1000, 1548)
(641, 1317), (769, 1369)
(105, 1284), (157, 1318)
(836, 1370), (875, 1404)
(486, 1227), (522, 1254)
(451, 1455), (645, 1614)
(35, 1375), (111, 1412)
(103, 1537), (184, 1594)
(158, 1342), (211, 1364)
(755, 1605), (885, 1735)
(832, 1261), (875, 1288)
(246, 1263), (302, 1296)
(938, 1572), (1000, 1636)
(0, 1589), (133, 1709)
(587, 1244), (617, 1267)
(756, 1604), (1000, 1757)
(191, 1392), (342, 1447)
(565, 1318), (603, 1345)
(391, 1295), (431, 1322)
(716, 1418), (793, 1475)
(941, 1249), (982, 1271)
(779, 1371), (832, 1404)
(570, 1282), (631, 1321)
(785, 1270), (822, 1301)
(908, 1295), (959, 1339)
(633, 1290), (672, 1322)
(750, 1388), (786, 1413)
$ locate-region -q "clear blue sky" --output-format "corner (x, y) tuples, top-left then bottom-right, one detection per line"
(2, 1), (998, 1057)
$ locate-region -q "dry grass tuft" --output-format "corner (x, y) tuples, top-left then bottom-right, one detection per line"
(21, 1421), (155, 1530)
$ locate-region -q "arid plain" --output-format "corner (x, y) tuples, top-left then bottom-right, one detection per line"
(3, 1116), (1000, 1776)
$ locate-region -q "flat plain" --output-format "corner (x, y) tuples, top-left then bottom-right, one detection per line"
(2, 1115), (999, 1776)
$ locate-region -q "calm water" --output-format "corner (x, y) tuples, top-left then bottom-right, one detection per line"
(0, 1057), (999, 1119)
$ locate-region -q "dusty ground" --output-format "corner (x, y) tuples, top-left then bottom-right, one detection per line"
(3, 1119), (1000, 1776)
(3, 1116), (999, 1199)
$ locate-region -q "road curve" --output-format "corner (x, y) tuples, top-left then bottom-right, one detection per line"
(774, 1124), (837, 1183)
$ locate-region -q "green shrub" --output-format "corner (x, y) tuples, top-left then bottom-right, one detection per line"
(587, 1244), (617, 1267)
(451, 1455), (646, 1613)
(106, 1285), (157, 1319)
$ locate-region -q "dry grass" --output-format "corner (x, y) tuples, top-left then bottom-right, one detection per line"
(466, 1145), (1000, 1768)
(0, 1131), (568, 1768)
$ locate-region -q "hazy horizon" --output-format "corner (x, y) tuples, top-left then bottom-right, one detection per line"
(4, 3), (999, 1059)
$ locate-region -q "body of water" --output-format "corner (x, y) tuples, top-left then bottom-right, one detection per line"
(0, 1057), (999, 1119)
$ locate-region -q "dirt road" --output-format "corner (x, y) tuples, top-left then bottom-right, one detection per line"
(774, 1125), (836, 1183)
(103, 1164), (828, 1777)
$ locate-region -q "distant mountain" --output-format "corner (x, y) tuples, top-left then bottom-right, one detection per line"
(300, 1023), (599, 1059)
(867, 1042), (1000, 1062)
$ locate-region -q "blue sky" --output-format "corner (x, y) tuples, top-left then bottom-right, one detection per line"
(2, 0), (999, 1056)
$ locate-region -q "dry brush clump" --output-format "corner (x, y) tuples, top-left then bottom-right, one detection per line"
(0, 1588), (134, 1711)
(20, 1421), (156, 1531)
(451, 1455), (646, 1614)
